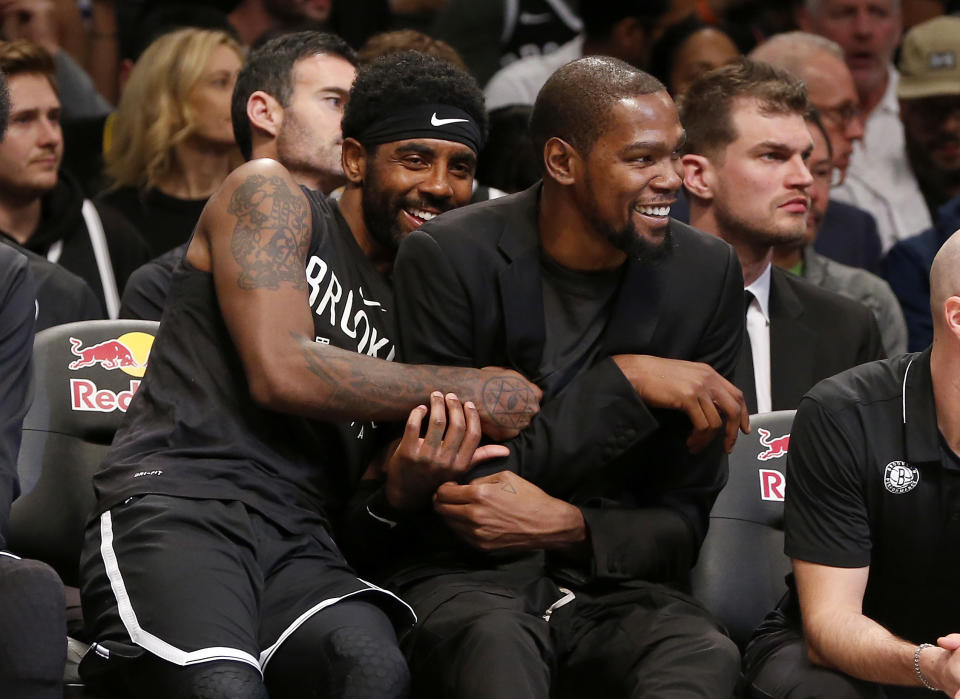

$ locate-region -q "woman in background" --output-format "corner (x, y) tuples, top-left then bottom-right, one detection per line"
(649, 15), (740, 98)
(99, 28), (243, 256)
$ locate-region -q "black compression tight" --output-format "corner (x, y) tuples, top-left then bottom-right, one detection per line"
(265, 598), (409, 699)
(111, 658), (268, 699)
(96, 599), (407, 699)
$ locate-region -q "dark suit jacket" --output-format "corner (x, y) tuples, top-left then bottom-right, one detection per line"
(343, 185), (745, 591)
(735, 267), (884, 412)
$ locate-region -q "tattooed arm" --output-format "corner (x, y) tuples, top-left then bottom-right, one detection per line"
(188, 159), (540, 436)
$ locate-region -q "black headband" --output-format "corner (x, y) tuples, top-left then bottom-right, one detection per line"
(353, 103), (483, 154)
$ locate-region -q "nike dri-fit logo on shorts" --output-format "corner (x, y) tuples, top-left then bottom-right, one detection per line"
(431, 113), (469, 126)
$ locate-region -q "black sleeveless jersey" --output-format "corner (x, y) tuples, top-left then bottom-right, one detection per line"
(92, 191), (397, 531)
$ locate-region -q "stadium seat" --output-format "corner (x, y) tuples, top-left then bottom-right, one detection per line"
(691, 410), (796, 650)
(5, 319), (158, 698)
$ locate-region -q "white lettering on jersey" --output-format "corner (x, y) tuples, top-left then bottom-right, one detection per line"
(305, 254), (395, 359)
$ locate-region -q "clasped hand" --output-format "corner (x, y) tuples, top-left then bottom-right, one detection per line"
(384, 391), (509, 511)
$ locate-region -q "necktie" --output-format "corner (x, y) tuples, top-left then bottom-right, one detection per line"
(737, 289), (758, 415)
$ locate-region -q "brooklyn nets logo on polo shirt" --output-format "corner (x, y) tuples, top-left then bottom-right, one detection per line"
(883, 460), (919, 494)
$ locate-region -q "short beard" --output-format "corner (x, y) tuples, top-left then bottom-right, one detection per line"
(601, 221), (674, 264)
(360, 179), (402, 254)
(906, 134), (960, 204)
(714, 198), (806, 250)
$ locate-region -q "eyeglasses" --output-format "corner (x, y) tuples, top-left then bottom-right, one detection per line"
(817, 103), (862, 131)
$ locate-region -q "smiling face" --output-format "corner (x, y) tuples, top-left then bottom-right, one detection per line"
(0, 72), (62, 199)
(359, 137), (477, 252)
(572, 92), (684, 260)
(709, 99), (814, 248)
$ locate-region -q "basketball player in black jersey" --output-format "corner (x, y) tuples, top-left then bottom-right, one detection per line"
(78, 50), (541, 699)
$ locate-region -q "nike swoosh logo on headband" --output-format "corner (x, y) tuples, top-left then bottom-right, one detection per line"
(431, 113), (469, 126)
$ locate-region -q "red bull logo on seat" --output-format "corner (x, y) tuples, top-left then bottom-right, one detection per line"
(71, 379), (141, 413)
(67, 332), (155, 413)
(69, 338), (139, 371)
(759, 469), (785, 501)
(67, 332), (154, 377)
(757, 428), (790, 461)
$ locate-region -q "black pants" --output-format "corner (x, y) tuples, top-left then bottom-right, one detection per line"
(743, 609), (929, 699)
(0, 554), (66, 699)
(399, 570), (740, 699)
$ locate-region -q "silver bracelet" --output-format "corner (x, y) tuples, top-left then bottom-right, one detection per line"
(915, 643), (938, 691)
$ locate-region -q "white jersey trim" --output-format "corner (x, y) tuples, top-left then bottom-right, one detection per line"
(98, 511), (263, 674)
(258, 577), (416, 671)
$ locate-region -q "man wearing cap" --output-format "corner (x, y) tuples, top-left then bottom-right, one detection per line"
(883, 16), (960, 351)
(743, 228), (960, 699)
(78, 51), (541, 699)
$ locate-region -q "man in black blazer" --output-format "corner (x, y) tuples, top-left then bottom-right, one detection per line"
(344, 57), (749, 699)
(681, 60), (883, 414)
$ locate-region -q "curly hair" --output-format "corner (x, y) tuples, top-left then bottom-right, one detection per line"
(105, 28), (244, 190)
(341, 50), (487, 147)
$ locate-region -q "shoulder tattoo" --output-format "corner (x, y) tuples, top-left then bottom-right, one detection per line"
(227, 174), (310, 290)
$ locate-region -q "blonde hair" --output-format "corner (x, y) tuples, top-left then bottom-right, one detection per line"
(106, 28), (243, 190)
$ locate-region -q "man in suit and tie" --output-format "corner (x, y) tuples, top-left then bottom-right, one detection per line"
(681, 59), (883, 414)
(344, 56), (749, 699)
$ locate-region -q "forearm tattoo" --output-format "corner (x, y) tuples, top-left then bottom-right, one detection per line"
(228, 174), (309, 291)
(294, 333), (539, 426)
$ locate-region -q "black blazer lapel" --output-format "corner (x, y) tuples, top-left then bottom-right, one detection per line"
(769, 268), (818, 410)
(497, 185), (546, 377)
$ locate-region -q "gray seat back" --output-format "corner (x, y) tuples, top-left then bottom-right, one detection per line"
(691, 410), (795, 649)
(7, 320), (159, 586)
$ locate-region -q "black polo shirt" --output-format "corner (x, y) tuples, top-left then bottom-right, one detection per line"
(785, 347), (960, 644)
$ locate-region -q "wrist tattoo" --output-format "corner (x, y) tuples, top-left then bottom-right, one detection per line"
(482, 376), (537, 427)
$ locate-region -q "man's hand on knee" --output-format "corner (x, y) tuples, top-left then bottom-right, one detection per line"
(612, 354), (750, 453)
